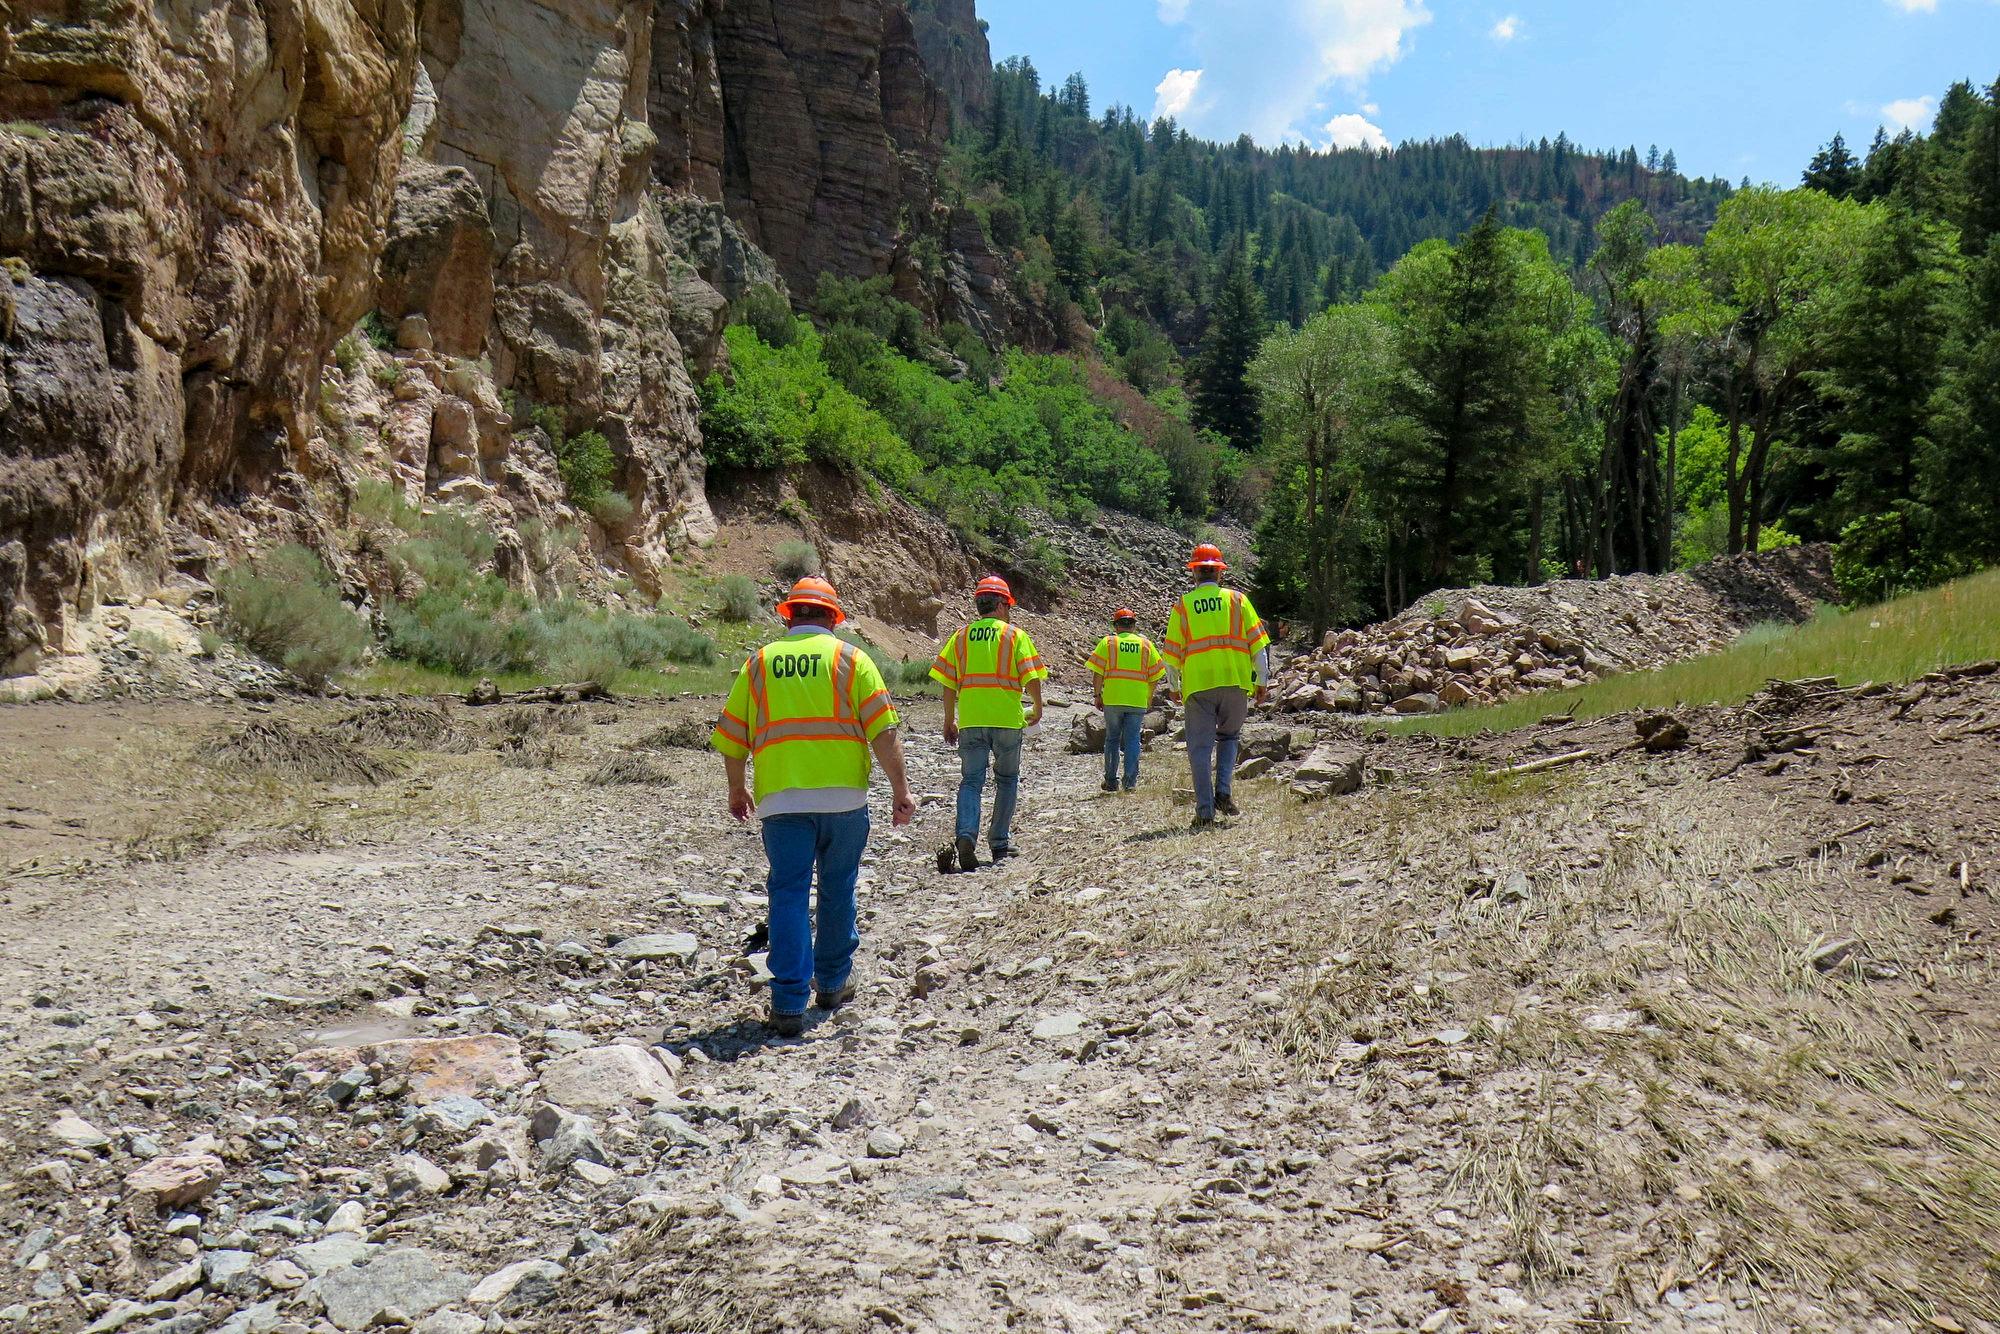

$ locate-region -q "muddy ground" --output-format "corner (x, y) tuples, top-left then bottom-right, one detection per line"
(1, 670), (1997, 1334)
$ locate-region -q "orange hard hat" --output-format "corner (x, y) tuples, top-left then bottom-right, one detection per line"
(1111, 608), (1138, 623)
(1187, 543), (1229, 571)
(775, 575), (846, 626)
(974, 574), (1015, 605)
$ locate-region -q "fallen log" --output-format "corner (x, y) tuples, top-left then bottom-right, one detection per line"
(1488, 749), (1594, 778)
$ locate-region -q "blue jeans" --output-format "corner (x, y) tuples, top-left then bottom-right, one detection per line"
(1184, 687), (1250, 819)
(956, 726), (1023, 850)
(1102, 706), (1145, 789)
(760, 809), (869, 1014)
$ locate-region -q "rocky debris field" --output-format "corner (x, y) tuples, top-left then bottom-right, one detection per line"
(2, 657), (1998, 1334)
(1274, 547), (1838, 717)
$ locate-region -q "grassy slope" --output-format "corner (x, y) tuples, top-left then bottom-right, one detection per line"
(1396, 567), (2000, 737)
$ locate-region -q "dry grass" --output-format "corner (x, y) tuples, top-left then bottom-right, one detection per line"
(1003, 758), (2000, 1326)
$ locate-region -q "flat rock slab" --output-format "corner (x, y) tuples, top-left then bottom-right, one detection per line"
(1030, 1012), (1087, 1041)
(537, 1045), (675, 1110)
(316, 1247), (473, 1331)
(292, 1035), (529, 1106)
(610, 933), (698, 961)
(291, 1234), (379, 1277)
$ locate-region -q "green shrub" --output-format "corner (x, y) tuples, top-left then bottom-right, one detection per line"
(215, 546), (369, 687)
(812, 275), (928, 358)
(521, 518), (581, 573)
(558, 429), (616, 509)
(773, 540), (821, 583)
(419, 506), (497, 564)
(360, 311), (396, 352)
(369, 362), (400, 389)
(717, 574), (761, 622)
(735, 285), (800, 349)
(334, 336), (365, 375)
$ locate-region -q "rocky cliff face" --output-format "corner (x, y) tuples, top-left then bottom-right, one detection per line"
(906, 0), (992, 132)
(0, 0), (1028, 674)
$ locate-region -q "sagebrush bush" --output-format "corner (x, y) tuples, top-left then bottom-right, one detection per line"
(773, 540), (821, 583)
(717, 574), (761, 622)
(215, 546), (368, 687)
(359, 310), (396, 351)
(587, 492), (635, 530)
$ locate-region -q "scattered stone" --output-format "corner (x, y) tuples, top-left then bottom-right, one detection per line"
(1810, 938), (1861, 973)
(865, 1128), (906, 1159)
(609, 933), (699, 962)
(571, 1160), (617, 1187)
(530, 1107), (608, 1170)
(121, 1153), (225, 1214)
(1031, 1012), (1087, 1041)
(411, 1095), (493, 1135)
(1636, 712), (1691, 752)
(315, 1247), (474, 1332)
(51, 1113), (110, 1150)
(387, 1153), (452, 1198)
(142, 1260), (203, 1301)
(467, 1259), (564, 1307)
(975, 1222), (1035, 1246)
(778, 1154), (849, 1187)
(291, 1235), (380, 1278)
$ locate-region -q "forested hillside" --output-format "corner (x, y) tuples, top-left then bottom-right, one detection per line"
(955, 59), (1731, 334)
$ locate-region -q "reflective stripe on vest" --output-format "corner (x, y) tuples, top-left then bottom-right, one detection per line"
(1173, 591), (1259, 660)
(749, 640), (865, 751)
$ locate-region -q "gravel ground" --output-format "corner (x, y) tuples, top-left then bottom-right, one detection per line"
(2, 673), (1997, 1334)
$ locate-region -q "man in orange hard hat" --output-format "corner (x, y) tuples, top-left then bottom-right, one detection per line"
(929, 575), (1047, 871)
(712, 576), (917, 1037)
(1163, 544), (1270, 829)
(1085, 608), (1165, 793)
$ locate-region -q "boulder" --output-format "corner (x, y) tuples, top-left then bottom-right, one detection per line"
(1391, 692), (1440, 715)
(1068, 712), (1106, 755)
(1236, 724), (1311, 763)
(1291, 745), (1365, 796)
(537, 1045), (675, 1110)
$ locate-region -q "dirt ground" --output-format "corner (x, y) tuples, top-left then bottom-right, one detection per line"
(1, 669), (1997, 1334)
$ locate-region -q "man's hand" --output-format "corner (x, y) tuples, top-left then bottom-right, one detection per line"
(1254, 685), (1269, 706)
(728, 785), (755, 822)
(1027, 703), (1044, 728)
(891, 788), (917, 827)
(941, 719), (959, 747)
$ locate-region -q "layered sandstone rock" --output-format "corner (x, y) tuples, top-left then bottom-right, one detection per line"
(0, 0), (1038, 667)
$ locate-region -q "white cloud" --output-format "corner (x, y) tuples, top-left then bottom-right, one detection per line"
(1883, 95), (1939, 131)
(1887, 0), (1937, 11)
(1491, 14), (1521, 41)
(1150, 0), (1431, 146)
(1324, 112), (1391, 151)
(1153, 67), (1205, 120)
(1362, 102), (1381, 116)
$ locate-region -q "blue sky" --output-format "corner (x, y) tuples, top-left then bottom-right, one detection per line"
(981, 0), (2000, 184)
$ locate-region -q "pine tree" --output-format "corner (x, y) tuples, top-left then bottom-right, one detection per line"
(1803, 133), (1861, 198)
(1192, 244), (1268, 449)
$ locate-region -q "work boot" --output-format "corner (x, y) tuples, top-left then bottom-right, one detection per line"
(815, 981), (857, 1012)
(1215, 794), (1240, 817)
(1189, 812), (1217, 831)
(766, 1009), (806, 1038)
(1101, 779), (1119, 793)
(955, 834), (980, 872)
(990, 845), (1018, 863)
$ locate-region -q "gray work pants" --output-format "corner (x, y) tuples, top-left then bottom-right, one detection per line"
(1184, 687), (1249, 819)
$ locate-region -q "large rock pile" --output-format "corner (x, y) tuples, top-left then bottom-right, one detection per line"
(1274, 547), (1838, 717)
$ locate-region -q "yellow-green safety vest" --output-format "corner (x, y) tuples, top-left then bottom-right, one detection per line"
(711, 634), (898, 803)
(929, 619), (1048, 729)
(1163, 585), (1270, 696)
(1086, 632), (1166, 709)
